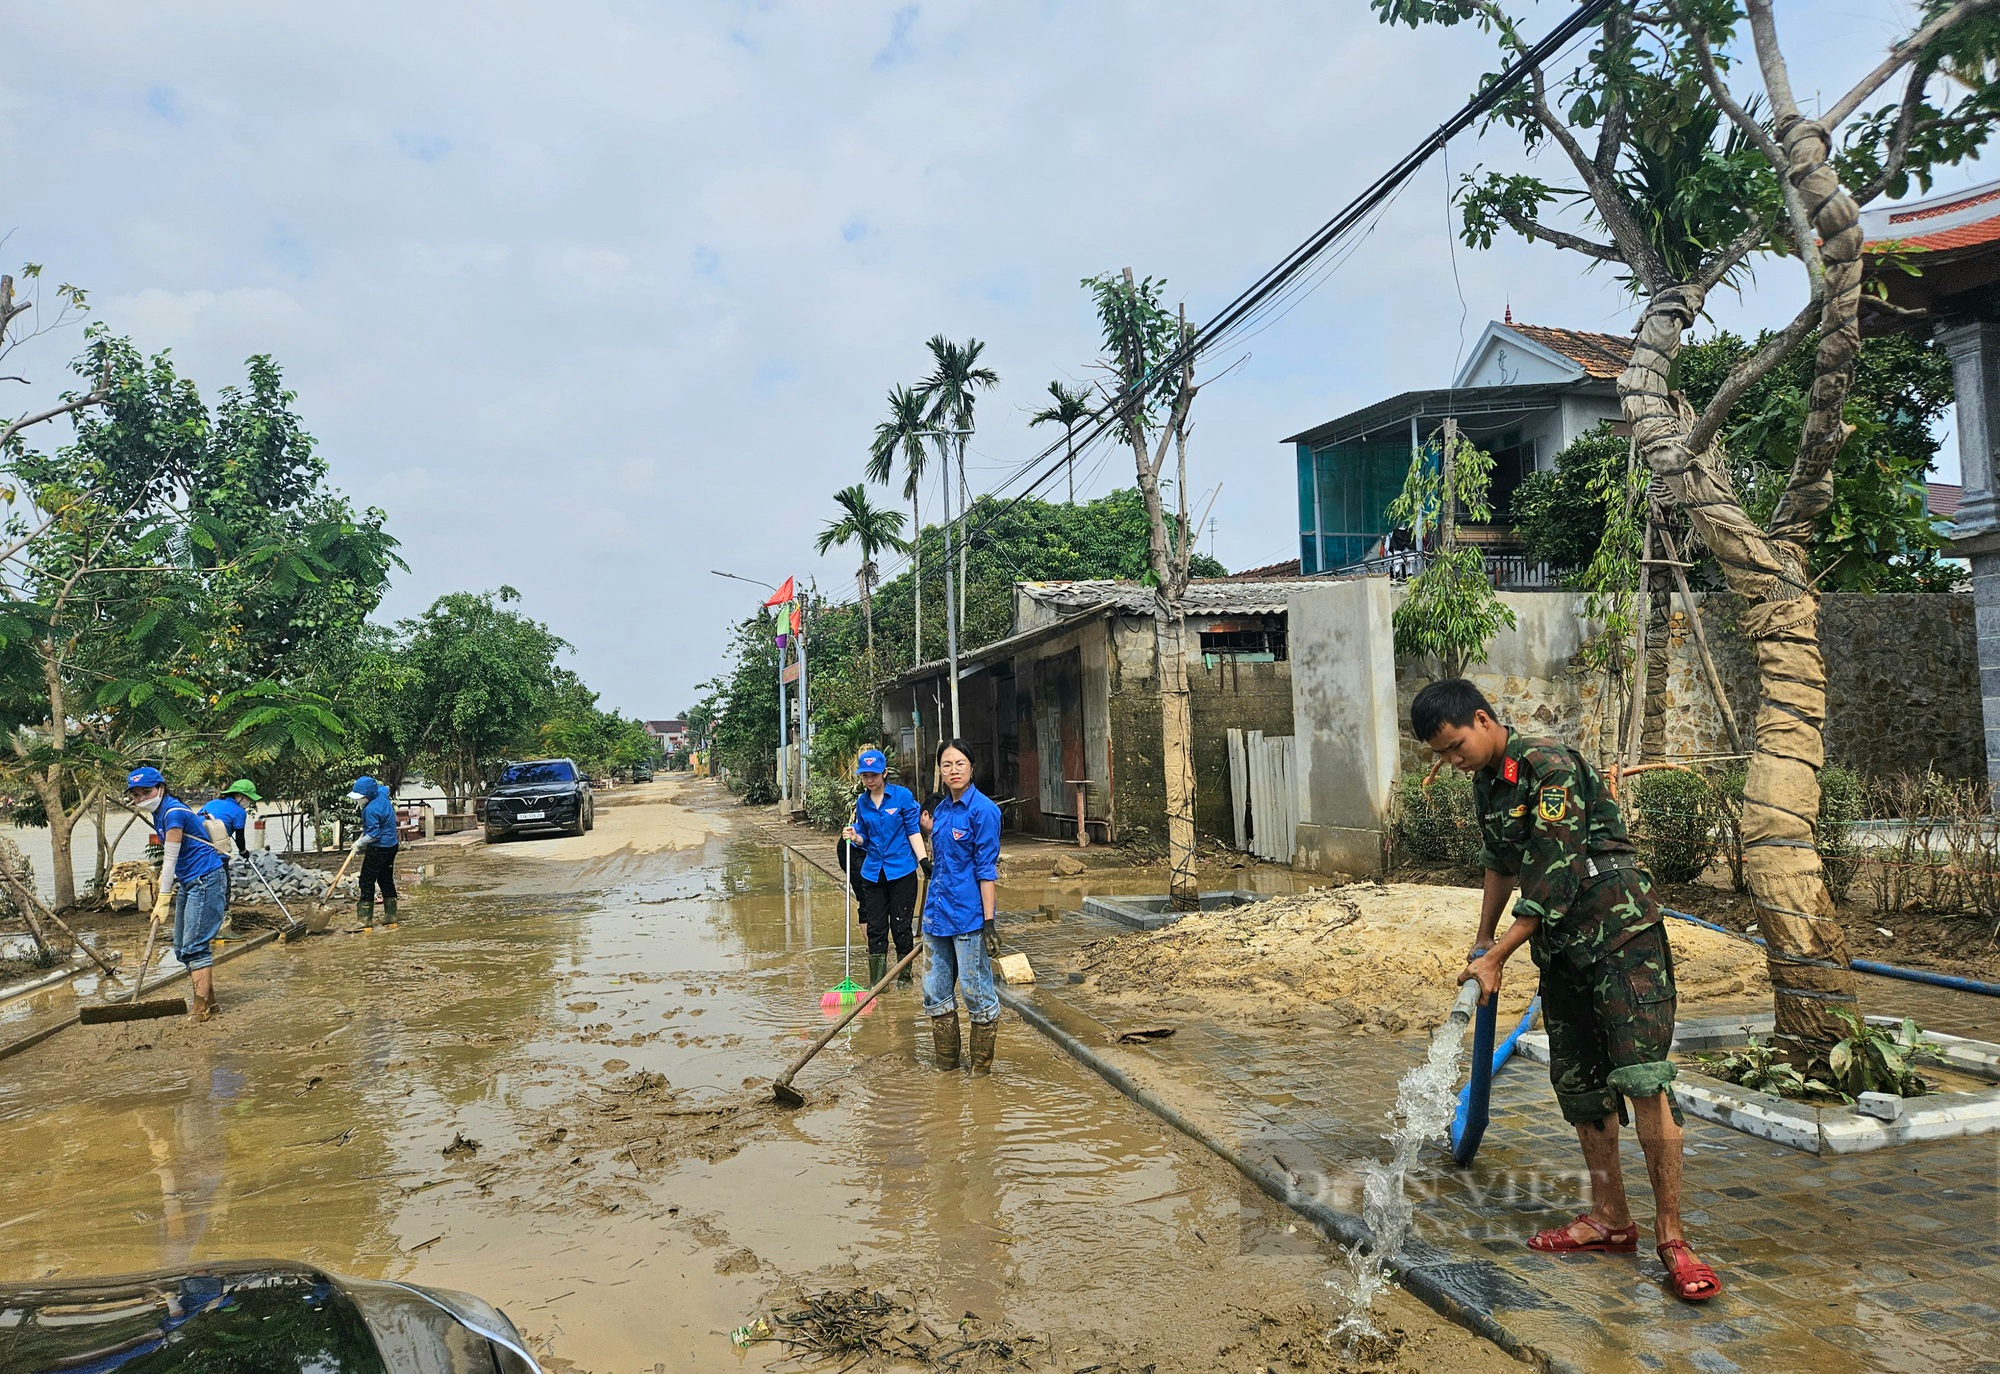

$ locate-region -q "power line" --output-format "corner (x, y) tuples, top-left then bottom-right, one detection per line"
(833, 0), (1616, 604)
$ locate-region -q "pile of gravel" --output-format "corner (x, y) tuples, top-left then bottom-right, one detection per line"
(228, 850), (332, 899)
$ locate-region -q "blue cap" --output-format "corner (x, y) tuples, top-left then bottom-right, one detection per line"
(855, 749), (887, 775)
(125, 766), (164, 791)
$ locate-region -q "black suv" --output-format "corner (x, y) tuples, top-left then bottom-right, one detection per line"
(482, 758), (594, 842)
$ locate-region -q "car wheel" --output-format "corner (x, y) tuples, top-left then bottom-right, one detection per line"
(563, 806), (587, 838)
(583, 799), (595, 832)
(485, 825), (505, 844)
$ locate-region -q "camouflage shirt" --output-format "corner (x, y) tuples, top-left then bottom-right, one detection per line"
(1475, 730), (1658, 963)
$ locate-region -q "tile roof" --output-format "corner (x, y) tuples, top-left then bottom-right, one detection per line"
(1861, 180), (2000, 254)
(1927, 482), (1962, 521)
(1507, 324), (1634, 379)
(1019, 579), (1299, 616)
(1217, 558), (1303, 581)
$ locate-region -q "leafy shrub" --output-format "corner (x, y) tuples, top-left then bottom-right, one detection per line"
(1816, 764), (1865, 904)
(1392, 770), (1480, 867)
(1864, 770), (2000, 918)
(1709, 764), (1748, 893)
(1695, 1038), (1839, 1102)
(1633, 768), (1718, 884)
(1827, 1009), (1934, 1099)
(804, 770), (858, 832)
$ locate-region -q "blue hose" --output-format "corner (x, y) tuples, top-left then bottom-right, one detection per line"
(1449, 995), (1540, 1165)
(1663, 908), (2000, 998)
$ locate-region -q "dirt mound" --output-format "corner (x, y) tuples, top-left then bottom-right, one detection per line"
(1075, 882), (1767, 1031)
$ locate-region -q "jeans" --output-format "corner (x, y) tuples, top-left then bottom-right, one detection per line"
(923, 930), (998, 1025)
(173, 866), (228, 971)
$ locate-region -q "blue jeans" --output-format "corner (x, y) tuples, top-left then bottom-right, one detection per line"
(173, 867), (228, 971)
(923, 931), (998, 1025)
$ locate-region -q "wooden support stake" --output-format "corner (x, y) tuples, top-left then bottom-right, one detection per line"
(1623, 506), (1653, 773)
(1656, 524), (1745, 756)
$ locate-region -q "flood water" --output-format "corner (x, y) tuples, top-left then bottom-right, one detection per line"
(0, 782), (1388, 1373)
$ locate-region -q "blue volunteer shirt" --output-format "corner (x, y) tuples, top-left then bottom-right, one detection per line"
(155, 796), (226, 883)
(922, 784), (1001, 937)
(852, 784), (921, 881)
(199, 796), (248, 839)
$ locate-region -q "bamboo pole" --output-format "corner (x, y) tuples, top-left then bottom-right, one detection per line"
(1623, 504), (1654, 772)
(1656, 523), (1746, 756)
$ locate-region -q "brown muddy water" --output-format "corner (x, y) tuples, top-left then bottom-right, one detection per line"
(0, 782), (1515, 1373)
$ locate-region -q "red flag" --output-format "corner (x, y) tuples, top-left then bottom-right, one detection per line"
(790, 605), (802, 635)
(762, 576), (795, 608)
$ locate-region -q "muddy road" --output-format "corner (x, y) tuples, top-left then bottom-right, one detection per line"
(0, 779), (1516, 1373)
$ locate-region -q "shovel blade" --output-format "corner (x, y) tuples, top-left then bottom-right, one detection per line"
(771, 1080), (806, 1109)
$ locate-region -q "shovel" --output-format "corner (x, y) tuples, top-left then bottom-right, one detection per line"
(80, 899), (185, 1024)
(241, 855), (309, 941)
(773, 942), (922, 1108)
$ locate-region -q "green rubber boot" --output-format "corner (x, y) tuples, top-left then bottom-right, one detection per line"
(382, 897), (399, 929)
(868, 953), (888, 987)
(355, 897), (373, 932)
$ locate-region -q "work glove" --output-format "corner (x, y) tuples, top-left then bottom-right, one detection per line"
(350, 835), (371, 854)
(150, 890), (174, 925)
(983, 921), (1000, 959)
(919, 857), (933, 881)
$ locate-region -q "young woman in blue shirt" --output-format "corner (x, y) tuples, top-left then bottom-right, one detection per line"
(125, 766), (230, 1021)
(918, 739), (1003, 1074)
(842, 748), (927, 986)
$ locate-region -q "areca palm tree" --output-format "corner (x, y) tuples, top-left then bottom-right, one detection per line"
(868, 384), (930, 668)
(919, 335), (998, 628)
(1028, 380), (1093, 504)
(816, 484), (909, 693)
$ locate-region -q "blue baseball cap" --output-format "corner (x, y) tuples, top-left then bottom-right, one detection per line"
(855, 749), (887, 775)
(125, 766), (164, 791)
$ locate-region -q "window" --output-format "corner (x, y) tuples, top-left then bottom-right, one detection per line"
(1199, 623), (1287, 666)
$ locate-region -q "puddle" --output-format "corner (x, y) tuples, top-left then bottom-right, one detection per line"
(0, 785), (1478, 1373)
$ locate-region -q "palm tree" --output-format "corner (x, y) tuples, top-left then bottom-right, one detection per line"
(868, 384), (931, 668)
(1028, 380), (1093, 504)
(817, 484), (909, 693)
(919, 335), (999, 627)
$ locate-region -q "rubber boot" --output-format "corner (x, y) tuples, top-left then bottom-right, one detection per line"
(382, 897), (399, 929)
(189, 969), (216, 1022)
(868, 952), (888, 987)
(355, 897), (373, 932)
(969, 1018), (997, 1076)
(896, 950), (913, 986)
(930, 1010), (961, 1070)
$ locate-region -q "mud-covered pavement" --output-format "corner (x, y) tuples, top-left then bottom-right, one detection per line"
(0, 779), (1518, 1373)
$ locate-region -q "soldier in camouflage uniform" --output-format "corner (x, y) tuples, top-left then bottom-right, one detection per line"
(1410, 679), (1720, 1302)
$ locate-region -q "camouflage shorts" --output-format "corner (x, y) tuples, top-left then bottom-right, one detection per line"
(1538, 919), (1681, 1127)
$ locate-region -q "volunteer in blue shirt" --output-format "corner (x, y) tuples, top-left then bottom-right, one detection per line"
(842, 748), (928, 987)
(126, 766), (229, 1022)
(346, 776), (402, 931)
(918, 739), (1003, 1075)
(197, 779), (261, 858)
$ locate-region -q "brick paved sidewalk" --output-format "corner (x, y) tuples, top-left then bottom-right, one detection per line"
(1001, 911), (2000, 1374)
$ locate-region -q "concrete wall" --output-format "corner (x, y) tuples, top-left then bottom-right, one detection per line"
(1289, 579), (1401, 876)
(1191, 658), (1295, 840)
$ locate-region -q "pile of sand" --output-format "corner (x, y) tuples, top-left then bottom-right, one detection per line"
(1075, 881), (1768, 1031)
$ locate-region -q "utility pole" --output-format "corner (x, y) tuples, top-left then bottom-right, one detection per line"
(1440, 417), (1459, 550)
(918, 428), (971, 739)
(796, 581), (810, 800)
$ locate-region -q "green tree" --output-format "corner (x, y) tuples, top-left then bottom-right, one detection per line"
(396, 587), (565, 808)
(1029, 380), (1093, 504)
(1385, 423), (1519, 675)
(1084, 268), (1203, 906)
(814, 483), (908, 691)
(867, 384), (932, 666)
(1378, 0), (2000, 1049)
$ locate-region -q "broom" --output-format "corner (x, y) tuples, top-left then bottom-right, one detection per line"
(80, 894), (186, 1024)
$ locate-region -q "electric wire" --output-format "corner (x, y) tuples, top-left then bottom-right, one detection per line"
(824, 0), (1616, 609)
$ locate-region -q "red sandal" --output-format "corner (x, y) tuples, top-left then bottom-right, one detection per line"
(1657, 1239), (1722, 1301)
(1527, 1214), (1638, 1253)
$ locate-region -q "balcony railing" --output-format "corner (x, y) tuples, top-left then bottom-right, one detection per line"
(1340, 547), (1558, 590)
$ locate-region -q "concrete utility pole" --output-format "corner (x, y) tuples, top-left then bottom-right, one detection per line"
(796, 582), (810, 800)
(918, 428), (972, 739)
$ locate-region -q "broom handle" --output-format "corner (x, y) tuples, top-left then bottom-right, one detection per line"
(774, 942), (923, 1092)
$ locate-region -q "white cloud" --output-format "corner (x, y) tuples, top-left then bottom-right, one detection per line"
(0, 0), (1982, 715)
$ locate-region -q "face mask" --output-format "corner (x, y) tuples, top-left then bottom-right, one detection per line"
(345, 791), (366, 804)
(133, 793), (161, 815)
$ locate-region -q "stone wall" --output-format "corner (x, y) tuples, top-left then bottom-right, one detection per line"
(1700, 592), (1982, 781)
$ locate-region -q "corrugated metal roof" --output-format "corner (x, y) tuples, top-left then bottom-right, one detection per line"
(1282, 382), (1588, 448)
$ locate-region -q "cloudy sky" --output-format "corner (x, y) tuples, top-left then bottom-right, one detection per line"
(0, 1), (1983, 716)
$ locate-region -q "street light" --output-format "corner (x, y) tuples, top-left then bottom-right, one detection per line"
(915, 428), (972, 739)
(711, 569), (808, 809)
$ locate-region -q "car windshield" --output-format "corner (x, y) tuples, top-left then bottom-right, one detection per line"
(500, 761), (574, 786)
